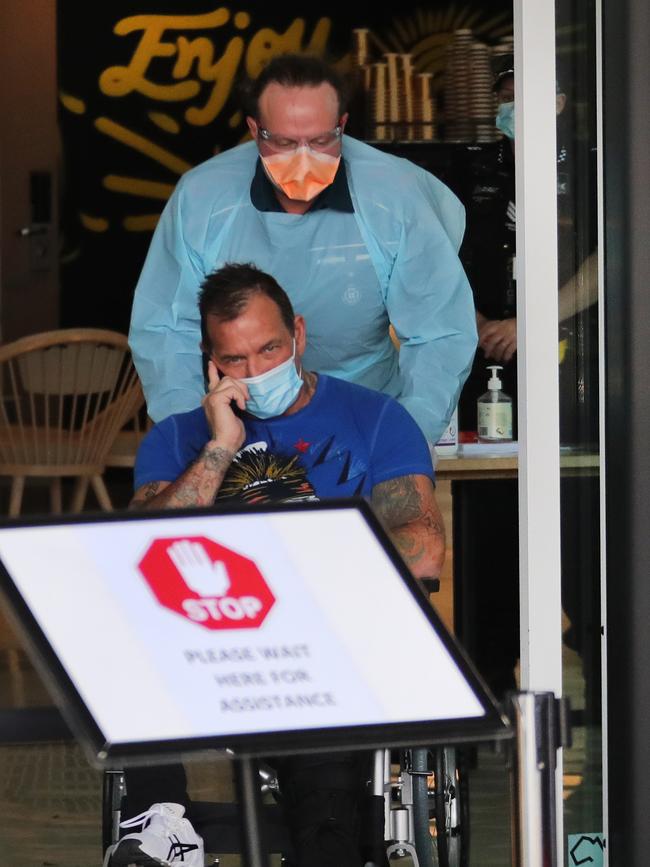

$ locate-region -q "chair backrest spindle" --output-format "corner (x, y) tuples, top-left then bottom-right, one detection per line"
(0, 329), (145, 508)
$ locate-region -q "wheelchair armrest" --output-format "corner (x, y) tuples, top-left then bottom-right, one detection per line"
(421, 577), (440, 595)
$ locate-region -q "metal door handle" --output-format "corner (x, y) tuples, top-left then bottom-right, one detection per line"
(16, 225), (48, 237)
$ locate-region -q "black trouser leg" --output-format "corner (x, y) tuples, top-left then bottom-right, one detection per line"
(122, 763), (191, 821)
(274, 751), (374, 867)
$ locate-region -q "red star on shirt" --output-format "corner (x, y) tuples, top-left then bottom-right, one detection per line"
(294, 438), (311, 453)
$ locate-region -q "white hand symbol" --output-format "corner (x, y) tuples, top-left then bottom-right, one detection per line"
(168, 540), (231, 597)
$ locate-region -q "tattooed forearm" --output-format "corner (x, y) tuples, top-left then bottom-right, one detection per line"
(130, 481), (162, 509)
(390, 519), (446, 578)
(371, 475), (446, 579)
(391, 529), (427, 566)
(418, 508), (445, 539)
(371, 475), (424, 527)
(129, 443), (235, 510)
(201, 446), (235, 474)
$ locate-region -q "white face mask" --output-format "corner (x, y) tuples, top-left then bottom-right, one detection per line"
(240, 341), (303, 419)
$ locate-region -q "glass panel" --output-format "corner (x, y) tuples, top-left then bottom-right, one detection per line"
(556, 0), (604, 856)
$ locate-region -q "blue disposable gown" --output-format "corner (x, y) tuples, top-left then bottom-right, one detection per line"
(129, 136), (478, 443)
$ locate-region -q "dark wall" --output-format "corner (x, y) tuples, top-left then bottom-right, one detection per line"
(604, 0), (650, 862)
(57, 1), (512, 333)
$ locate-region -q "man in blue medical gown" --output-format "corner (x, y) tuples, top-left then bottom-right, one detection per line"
(129, 53), (477, 444)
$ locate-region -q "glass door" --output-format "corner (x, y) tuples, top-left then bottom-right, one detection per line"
(515, 0), (605, 862)
(556, 0), (605, 860)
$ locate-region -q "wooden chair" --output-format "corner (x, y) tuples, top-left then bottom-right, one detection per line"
(0, 328), (144, 516)
(105, 402), (153, 470)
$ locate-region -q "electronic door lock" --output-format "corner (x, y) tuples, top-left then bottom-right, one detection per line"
(16, 222), (52, 271)
(15, 170), (54, 271)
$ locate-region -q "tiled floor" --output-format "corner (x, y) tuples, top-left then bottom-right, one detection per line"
(0, 739), (515, 866)
(0, 741), (101, 866)
(0, 478), (600, 866)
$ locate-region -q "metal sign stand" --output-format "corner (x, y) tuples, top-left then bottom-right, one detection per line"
(234, 756), (270, 867)
(230, 692), (571, 867)
(509, 692), (572, 867)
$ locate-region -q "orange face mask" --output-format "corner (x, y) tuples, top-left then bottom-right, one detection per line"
(261, 147), (341, 202)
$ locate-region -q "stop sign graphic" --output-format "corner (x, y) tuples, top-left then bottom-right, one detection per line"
(138, 536), (275, 631)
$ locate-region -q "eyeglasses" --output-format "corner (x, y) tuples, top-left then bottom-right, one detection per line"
(256, 124), (343, 154)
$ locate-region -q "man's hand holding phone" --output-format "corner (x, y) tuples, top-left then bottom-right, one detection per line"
(202, 360), (247, 454)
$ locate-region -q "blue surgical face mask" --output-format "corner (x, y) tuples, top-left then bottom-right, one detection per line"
(240, 341), (303, 419)
(496, 101), (515, 140)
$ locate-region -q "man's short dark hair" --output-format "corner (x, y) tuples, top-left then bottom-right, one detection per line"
(241, 53), (348, 120)
(493, 69), (514, 93)
(493, 67), (564, 96)
(199, 263), (296, 349)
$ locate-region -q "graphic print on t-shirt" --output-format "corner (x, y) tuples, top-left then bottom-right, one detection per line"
(216, 442), (318, 505)
(215, 430), (369, 505)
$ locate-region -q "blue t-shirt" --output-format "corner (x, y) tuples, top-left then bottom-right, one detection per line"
(135, 374), (434, 504)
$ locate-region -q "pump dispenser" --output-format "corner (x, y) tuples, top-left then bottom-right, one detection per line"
(477, 365), (513, 443)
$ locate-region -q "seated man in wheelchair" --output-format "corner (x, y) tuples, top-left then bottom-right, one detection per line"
(107, 262), (446, 867)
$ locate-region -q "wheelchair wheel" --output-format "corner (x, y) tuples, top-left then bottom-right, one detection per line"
(431, 747), (470, 867)
(411, 748), (437, 867)
(410, 747), (469, 867)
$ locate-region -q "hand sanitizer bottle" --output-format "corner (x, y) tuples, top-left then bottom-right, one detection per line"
(477, 366), (513, 443)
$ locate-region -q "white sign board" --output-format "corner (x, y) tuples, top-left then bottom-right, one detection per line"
(0, 502), (506, 761)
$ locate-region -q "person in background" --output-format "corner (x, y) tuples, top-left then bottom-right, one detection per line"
(455, 60), (599, 700)
(129, 53), (477, 446)
(106, 262), (445, 867)
(458, 63), (596, 438)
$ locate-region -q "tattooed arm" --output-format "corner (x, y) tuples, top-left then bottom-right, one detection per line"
(370, 474), (445, 579)
(131, 363), (247, 509)
(130, 443), (237, 509)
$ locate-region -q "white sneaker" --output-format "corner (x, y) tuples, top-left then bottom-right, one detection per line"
(104, 802), (204, 866)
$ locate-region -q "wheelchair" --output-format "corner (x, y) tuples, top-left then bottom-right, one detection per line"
(102, 744), (469, 867)
(101, 580), (470, 866)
